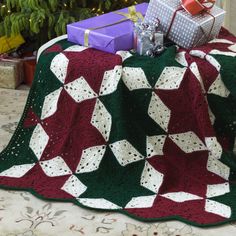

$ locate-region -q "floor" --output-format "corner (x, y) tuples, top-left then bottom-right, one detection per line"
(0, 87), (236, 236)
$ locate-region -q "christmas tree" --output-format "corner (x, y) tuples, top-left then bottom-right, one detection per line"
(0, 0), (146, 44)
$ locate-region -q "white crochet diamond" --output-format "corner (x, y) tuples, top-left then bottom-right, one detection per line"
(125, 195), (157, 209)
(206, 183), (230, 198)
(207, 154), (230, 180)
(175, 51), (188, 67)
(210, 49), (236, 57)
(50, 53), (69, 84)
(64, 76), (97, 103)
(209, 39), (234, 44)
(116, 51), (132, 62)
(109, 140), (144, 166)
(208, 106), (216, 125)
(208, 74), (230, 98)
(146, 135), (167, 158)
(40, 156), (72, 177)
(190, 62), (205, 93)
(148, 92), (171, 132)
(205, 137), (222, 159)
(0, 164), (35, 178)
(64, 45), (87, 52)
(91, 99), (112, 142)
(206, 55), (221, 72)
(228, 44), (236, 52)
(122, 67), (151, 91)
(61, 175), (87, 198)
(77, 198), (122, 209)
(76, 145), (106, 174)
(169, 131), (207, 153)
(205, 200), (231, 218)
(41, 87), (63, 120)
(155, 67), (187, 90)
(29, 124), (49, 160)
(161, 192), (203, 202)
(190, 50), (206, 59)
(99, 65), (122, 96)
(141, 161), (164, 194)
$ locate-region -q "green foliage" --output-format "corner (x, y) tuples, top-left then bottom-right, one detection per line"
(0, 0), (147, 43)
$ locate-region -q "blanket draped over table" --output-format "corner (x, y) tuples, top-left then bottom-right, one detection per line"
(0, 28), (236, 227)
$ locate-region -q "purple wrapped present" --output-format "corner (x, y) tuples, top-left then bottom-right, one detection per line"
(67, 3), (148, 54)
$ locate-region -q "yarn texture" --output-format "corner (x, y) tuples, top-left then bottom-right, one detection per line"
(0, 28), (236, 227)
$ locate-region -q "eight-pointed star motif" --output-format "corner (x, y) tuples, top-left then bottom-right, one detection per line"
(10, 45), (232, 218)
(76, 148), (155, 208)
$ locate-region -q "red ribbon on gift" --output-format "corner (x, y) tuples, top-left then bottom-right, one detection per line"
(166, 0), (216, 47)
(182, 0), (216, 16)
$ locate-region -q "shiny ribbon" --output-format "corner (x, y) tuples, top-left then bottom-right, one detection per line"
(84, 5), (144, 47)
(181, 0), (216, 16)
(0, 53), (16, 62)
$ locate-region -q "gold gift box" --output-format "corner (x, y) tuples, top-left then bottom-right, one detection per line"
(0, 59), (24, 89)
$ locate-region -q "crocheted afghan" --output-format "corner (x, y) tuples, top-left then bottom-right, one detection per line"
(1, 29), (236, 227)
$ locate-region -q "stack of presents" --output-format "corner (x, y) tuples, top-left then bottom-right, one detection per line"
(0, 34), (36, 89)
(0, 0), (225, 89)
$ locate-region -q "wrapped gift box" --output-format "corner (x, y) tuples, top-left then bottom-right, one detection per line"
(23, 59), (36, 86)
(0, 59), (23, 89)
(144, 0), (225, 49)
(0, 34), (25, 54)
(67, 3), (148, 54)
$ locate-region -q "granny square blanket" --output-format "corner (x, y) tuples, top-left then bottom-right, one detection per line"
(0, 28), (236, 227)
